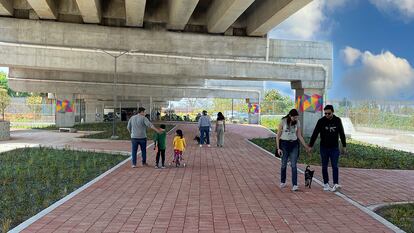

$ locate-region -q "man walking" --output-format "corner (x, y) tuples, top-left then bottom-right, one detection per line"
(198, 110), (211, 147)
(308, 105), (347, 192)
(128, 107), (164, 168)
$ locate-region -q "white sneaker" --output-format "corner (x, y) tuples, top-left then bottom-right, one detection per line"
(331, 184), (342, 192)
(207, 144), (211, 147)
(280, 183), (286, 189)
(199, 145), (202, 147)
(132, 165), (136, 168)
(291, 185), (299, 191)
(323, 183), (330, 191)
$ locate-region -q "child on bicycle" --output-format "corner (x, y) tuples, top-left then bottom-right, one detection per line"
(173, 129), (186, 167)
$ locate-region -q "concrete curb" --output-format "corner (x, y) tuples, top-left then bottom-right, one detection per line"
(368, 201), (414, 212)
(245, 139), (405, 233)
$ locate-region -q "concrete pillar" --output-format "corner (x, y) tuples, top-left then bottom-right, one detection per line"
(294, 88), (324, 137)
(26, 0), (58, 19)
(0, 0), (13, 16)
(55, 94), (76, 127)
(246, 0), (312, 36)
(75, 0), (101, 23)
(207, 0), (255, 33)
(125, 0), (146, 27)
(85, 100), (103, 123)
(167, 0), (199, 30)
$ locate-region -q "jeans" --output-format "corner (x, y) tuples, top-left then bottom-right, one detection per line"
(320, 147), (340, 184)
(199, 126), (210, 145)
(156, 149), (166, 167)
(131, 138), (147, 165)
(216, 125), (224, 146)
(280, 140), (299, 186)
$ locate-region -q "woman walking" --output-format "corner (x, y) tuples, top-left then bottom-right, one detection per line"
(276, 109), (310, 191)
(216, 112), (225, 147)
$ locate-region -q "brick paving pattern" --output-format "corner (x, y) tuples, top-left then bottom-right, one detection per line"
(20, 124), (393, 232)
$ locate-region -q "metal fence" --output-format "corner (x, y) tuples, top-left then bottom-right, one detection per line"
(4, 97), (87, 127)
(329, 100), (414, 132)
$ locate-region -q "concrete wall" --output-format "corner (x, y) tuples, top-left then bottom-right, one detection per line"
(0, 18), (332, 84)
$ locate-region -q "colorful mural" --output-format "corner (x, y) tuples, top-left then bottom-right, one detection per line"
(56, 100), (74, 113)
(248, 103), (260, 114)
(295, 94), (323, 112)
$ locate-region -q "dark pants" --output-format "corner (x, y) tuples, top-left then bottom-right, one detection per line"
(320, 147), (340, 184)
(156, 149), (166, 167)
(280, 140), (299, 186)
(199, 126), (210, 145)
(131, 138), (147, 165)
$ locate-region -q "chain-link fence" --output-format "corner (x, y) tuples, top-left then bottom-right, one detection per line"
(329, 100), (414, 132)
(4, 97), (88, 127)
(163, 98), (292, 130)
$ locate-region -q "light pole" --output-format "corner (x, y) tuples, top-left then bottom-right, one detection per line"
(99, 49), (128, 140)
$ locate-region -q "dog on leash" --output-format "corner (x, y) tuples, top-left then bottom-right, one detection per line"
(304, 165), (314, 188)
(194, 135), (200, 144)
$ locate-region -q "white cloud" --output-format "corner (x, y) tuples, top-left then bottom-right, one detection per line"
(341, 46), (362, 66)
(369, 0), (414, 21)
(342, 48), (414, 99)
(269, 0), (348, 40)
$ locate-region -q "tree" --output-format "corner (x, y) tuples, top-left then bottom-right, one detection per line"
(0, 71), (30, 97)
(262, 90), (294, 114)
(26, 95), (43, 120)
(0, 87), (11, 121)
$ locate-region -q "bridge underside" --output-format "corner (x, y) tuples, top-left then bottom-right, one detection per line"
(1, 15), (331, 136)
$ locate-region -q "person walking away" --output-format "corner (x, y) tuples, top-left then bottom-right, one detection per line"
(198, 110), (211, 147)
(154, 124), (167, 169)
(173, 129), (186, 166)
(127, 107), (164, 168)
(276, 109), (311, 191)
(216, 112), (226, 147)
(308, 105), (347, 192)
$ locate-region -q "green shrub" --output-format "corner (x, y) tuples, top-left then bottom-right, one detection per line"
(376, 204), (414, 233)
(260, 115), (281, 132)
(37, 122), (175, 140)
(0, 147), (125, 232)
(250, 137), (414, 169)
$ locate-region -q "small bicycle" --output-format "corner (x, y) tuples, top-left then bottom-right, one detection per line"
(169, 150), (186, 168)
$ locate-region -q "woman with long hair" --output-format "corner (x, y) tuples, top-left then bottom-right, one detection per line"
(276, 109), (310, 191)
(216, 112), (225, 147)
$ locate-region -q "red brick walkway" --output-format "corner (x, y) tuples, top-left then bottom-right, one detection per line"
(21, 124), (393, 232)
(299, 165), (414, 207)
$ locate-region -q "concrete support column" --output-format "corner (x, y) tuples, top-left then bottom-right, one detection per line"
(85, 100), (103, 123)
(55, 94), (76, 127)
(294, 88), (324, 137)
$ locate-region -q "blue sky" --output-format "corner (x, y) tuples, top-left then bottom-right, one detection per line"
(268, 0), (414, 101)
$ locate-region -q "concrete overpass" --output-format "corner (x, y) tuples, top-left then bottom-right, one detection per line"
(0, 0), (311, 37)
(0, 0), (332, 136)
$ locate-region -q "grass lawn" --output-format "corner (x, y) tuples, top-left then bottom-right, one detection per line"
(250, 137), (414, 169)
(38, 122), (175, 140)
(376, 203), (414, 233)
(0, 147), (126, 232)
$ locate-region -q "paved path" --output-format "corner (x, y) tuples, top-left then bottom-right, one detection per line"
(352, 128), (414, 153)
(15, 124), (395, 232)
(0, 129), (131, 153)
